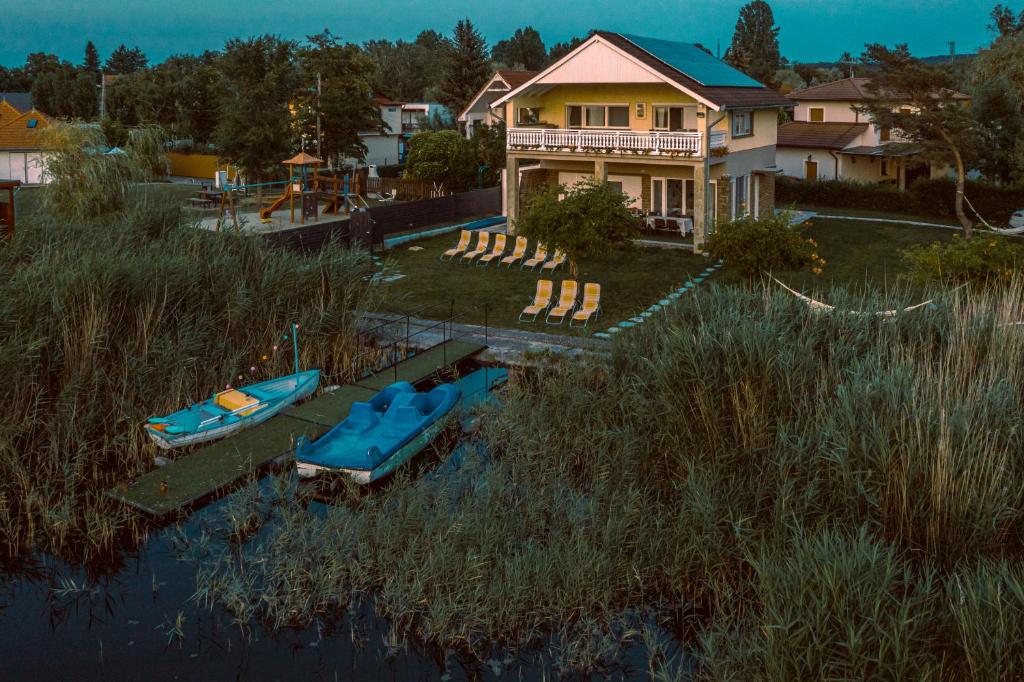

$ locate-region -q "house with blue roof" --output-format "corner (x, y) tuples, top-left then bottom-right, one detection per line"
(491, 31), (793, 250)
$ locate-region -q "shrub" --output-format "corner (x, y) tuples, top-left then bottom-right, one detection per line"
(405, 129), (476, 192)
(706, 211), (824, 280)
(903, 235), (1020, 286)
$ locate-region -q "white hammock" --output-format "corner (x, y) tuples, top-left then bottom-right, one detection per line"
(768, 275), (938, 318)
(961, 191), (1024, 235)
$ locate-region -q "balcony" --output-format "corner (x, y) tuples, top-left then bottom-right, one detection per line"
(507, 128), (728, 157)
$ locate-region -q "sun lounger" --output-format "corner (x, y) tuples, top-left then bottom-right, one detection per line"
(521, 244), (548, 271)
(461, 231), (490, 262)
(476, 233), (507, 267)
(545, 279), (579, 325)
(500, 236), (528, 268)
(540, 249), (567, 273)
(440, 230), (471, 261)
(519, 279), (554, 322)
(569, 283), (602, 328)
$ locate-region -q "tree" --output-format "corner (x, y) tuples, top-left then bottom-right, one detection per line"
(515, 177), (640, 275)
(724, 0), (782, 86)
(492, 27), (547, 70)
(104, 45), (148, 75)
(214, 35), (298, 181)
(471, 121), (506, 187)
(83, 42), (101, 79)
(548, 36), (585, 63)
(972, 14), (1024, 182)
(858, 44), (985, 237)
(405, 130), (476, 191)
(29, 60), (97, 119)
(989, 3), (1024, 37)
(774, 68), (807, 94)
(440, 19), (491, 118)
(295, 31), (382, 165)
(706, 211), (822, 281)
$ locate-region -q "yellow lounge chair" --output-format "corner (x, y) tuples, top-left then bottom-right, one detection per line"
(540, 249), (567, 273)
(440, 230), (471, 261)
(570, 283), (602, 328)
(476, 233), (507, 267)
(521, 243), (548, 271)
(461, 231), (490, 262)
(545, 279), (579, 325)
(519, 279), (554, 322)
(500, 236), (528, 268)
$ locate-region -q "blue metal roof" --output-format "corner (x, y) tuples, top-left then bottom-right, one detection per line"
(619, 34), (763, 88)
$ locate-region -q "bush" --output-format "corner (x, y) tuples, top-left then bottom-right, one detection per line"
(903, 235), (1020, 286)
(776, 176), (1024, 224)
(405, 129), (476, 192)
(706, 211), (824, 280)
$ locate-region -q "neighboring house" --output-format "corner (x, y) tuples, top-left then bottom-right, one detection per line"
(348, 97), (453, 168)
(777, 77), (969, 187)
(459, 69), (538, 137)
(493, 31), (792, 249)
(0, 97), (51, 185)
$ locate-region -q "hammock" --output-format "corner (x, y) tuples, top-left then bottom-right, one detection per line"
(768, 275), (939, 318)
(961, 191), (1024, 235)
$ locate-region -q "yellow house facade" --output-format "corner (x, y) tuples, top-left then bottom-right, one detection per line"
(491, 32), (792, 250)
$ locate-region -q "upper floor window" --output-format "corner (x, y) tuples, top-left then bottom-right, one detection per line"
(808, 107), (825, 122)
(566, 104), (630, 129)
(518, 107), (541, 125)
(653, 106), (669, 130)
(732, 111), (753, 137)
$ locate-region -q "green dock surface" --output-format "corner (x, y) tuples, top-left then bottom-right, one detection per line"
(108, 340), (485, 517)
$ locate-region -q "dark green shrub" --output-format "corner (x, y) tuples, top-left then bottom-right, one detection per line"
(706, 211), (824, 279)
(903, 235), (1020, 286)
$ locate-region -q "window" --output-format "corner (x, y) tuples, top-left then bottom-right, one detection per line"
(881, 160), (889, 176)
(808, 107), (824, 122)
(879, 126), (891, 142)
(567, 104), (630, 128)
(653, 106), (669, 130)
(733, 175), (749, 218)
(635, 102), (646, 119)
(732, 111), (753, 137)
(518, 107), (541, 125)
(607, 181), (623, 194)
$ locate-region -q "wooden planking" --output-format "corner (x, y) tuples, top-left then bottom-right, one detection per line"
(107, 340), (486, 517)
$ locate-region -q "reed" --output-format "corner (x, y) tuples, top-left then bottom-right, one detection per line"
(0, 189), (374, 560)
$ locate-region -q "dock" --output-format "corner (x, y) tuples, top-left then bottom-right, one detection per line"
(108, 340), (486, 517)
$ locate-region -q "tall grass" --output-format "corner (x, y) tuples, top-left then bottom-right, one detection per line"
(0, 190), (374, 560)
(189, 280), (1024, 676)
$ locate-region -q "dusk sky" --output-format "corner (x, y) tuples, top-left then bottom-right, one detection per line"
(0, 0), (1005, 67)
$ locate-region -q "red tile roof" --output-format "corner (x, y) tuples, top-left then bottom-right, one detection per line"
(776, 121), (869, 149)
(789, 77), (970, 102)
(496, 70), (537, 90)
(0, 108), (50, 151)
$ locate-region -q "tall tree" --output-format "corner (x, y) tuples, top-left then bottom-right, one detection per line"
(83, 42), (101, 78)
(971, 7), (1024, 182)
(104, 45), (148, 75)
(989, 3), (1024, 37)
(440, 19), (491, 118)
(492, 27), (547, 70)
(548, 36), (585, 63)
(724, 0), (782, 86)
(214, 35), (297, 181)
(296, 31), (382, 164)
(858, 44), (985, 236)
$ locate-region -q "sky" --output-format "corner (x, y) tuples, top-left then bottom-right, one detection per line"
(0, 0), (1005, 68)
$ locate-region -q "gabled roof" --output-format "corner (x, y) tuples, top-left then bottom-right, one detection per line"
(493, 32), (792, 112)
(0, 93), (33, 113)
(777, 121), (869, 149)
(496, 70), (537, 90)
(789, 77), (970, 102)
(459, 69), (540, 121)
(0, 100), (23, 129)
(373, 95), (404, 107)
(0, 108), (50, 151)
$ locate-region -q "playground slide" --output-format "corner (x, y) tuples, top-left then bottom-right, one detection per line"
(259, 191), (290, 220)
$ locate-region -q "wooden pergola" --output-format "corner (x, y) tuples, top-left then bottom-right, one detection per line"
(0, 179), (20, 239)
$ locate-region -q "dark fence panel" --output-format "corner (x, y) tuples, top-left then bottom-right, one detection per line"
(261, 218), (351, 252)
(369, 186), (501, 243)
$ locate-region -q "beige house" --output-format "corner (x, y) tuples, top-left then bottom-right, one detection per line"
(777, 77), (968, 187)
(459, 70), (538, 138)
(491, 32), (791, 250)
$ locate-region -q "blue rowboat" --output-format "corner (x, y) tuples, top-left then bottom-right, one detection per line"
(295, 367), (506, 483)
(145, 370), (320, 449)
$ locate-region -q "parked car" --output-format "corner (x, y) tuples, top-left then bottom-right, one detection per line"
(1011, 209), (1024, 229)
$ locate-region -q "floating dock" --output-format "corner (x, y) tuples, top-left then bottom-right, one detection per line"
(108, 340), (486, 517)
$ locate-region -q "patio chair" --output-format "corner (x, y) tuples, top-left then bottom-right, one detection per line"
(521, 243), (548, 271)
(519, 279), (554, 322)
(569, 283), (602, 328)
(440, 230), (472, 261)
(545, 279), (579, 325)
(461, 231), (490, 263)
(654, 218), (670, 231)
(476, 233), (508, 267)
(540, 249), (567, 273)
(500, 236), (529, 268)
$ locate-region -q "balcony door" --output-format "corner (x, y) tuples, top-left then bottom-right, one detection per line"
(652, 177), (691, 216)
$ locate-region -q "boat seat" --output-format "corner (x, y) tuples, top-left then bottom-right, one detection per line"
(382, 392), (429, 423)
(215, 389), (262, 415)
(346, 401), (381, 432)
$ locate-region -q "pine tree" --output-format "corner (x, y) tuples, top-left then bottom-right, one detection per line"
(104, 44), (148, 75)
(724, 0), (782, 86)
(440, 19), (491, 118)
(492, 27), (547, 71)
(83, 42), (101, 77)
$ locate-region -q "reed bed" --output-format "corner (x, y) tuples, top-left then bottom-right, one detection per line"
(190, 278), (1024, 677)
(0, 190), (374, 560)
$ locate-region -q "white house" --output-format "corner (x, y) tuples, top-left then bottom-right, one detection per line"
(0, 97), (51, 185)
(348, 97), (454, 168)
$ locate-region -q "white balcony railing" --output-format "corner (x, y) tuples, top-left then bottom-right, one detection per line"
(507, 127), (710, 156)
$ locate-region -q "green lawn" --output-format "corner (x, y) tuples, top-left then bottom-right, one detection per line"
(786, 203), (961, 227)
(376, 232), (712, 333)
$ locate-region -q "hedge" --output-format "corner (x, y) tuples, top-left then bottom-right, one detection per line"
(776, 176), (1024, 224)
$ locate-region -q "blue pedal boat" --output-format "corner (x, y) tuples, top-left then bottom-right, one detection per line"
(295, 367), (506, 483)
